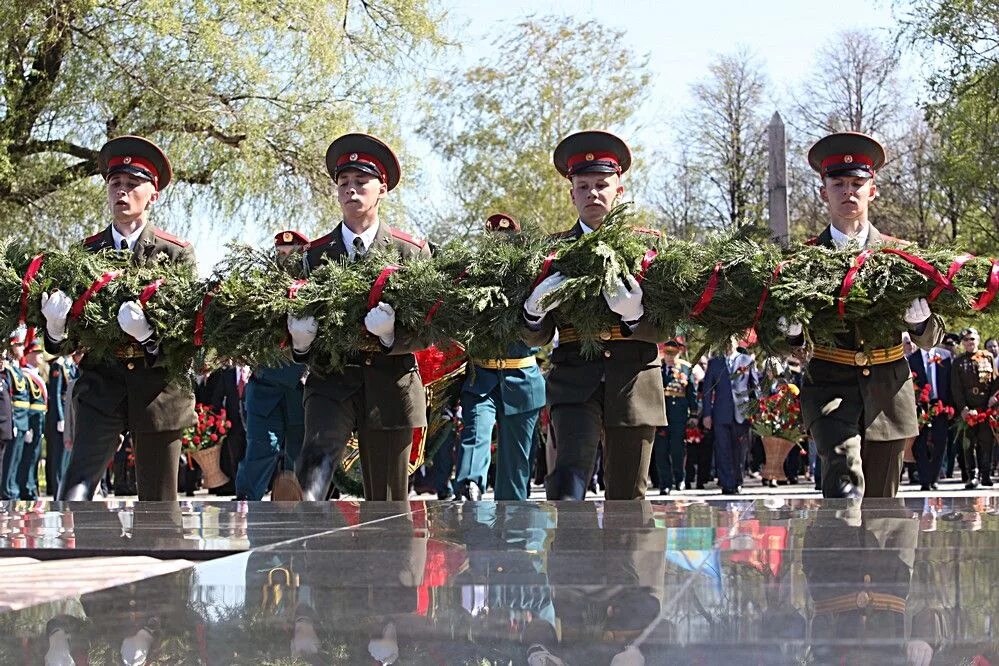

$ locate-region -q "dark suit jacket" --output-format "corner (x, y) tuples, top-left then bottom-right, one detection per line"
(798, 224), (944, 441)
(907, 350), (952, 407)
(521, 221), (667, 427)
(294, 221), (432, 430)
(45, 224), (197, 433)
(702, 354), (758, 426)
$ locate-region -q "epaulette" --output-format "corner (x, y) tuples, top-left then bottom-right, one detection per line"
(390, 228), (427, 249)
(153, 229), (191, 247)
(82, 231), (104, 246)
(634, 227), (662, 237)
(306, 231), (337, 252)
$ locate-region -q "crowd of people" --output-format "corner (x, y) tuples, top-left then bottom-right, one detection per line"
(0, 127), (988, 503)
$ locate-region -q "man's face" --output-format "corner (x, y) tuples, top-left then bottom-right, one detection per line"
(662, 348), (679, 363)
(569, 172), (624, 227)
(107, 173), (158, 222)
(9, 344), (23, 361)
(275, 244), (305, 259)
(987, 339), (998, 356)
(26, 350), (41, 366)
(336, 169), (386, 219)
(962, 333), (979, 354)
(820, 175), (877, 222)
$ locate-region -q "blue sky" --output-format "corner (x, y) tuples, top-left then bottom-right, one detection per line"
(192, 0), (910, 274)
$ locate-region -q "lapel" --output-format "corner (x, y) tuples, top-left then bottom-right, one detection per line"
(132, 224), (158, 265)
(570, 221), (585, 240)
(865, 225), (884, 249)
(372, 220), (394, 253)
(815, 226), (834, 248)
(86, 226), (116, 252)
(326, 222), (350, 259)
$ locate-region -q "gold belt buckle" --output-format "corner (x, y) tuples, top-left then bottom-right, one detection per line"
(854, 351), (869, 366)
(856, 591), (871, 609)
(599, 329), (612, 341)
(495, 359), (507, 369)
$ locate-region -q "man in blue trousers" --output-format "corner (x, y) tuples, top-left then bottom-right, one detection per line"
(701, 338), (759, 495)
(454, 214), (546, 501)
(234, 231), (308, 501)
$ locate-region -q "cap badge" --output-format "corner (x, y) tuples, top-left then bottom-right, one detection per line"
(349, 153), (358, 161)
(498, 219), (510, 229)
(844, 154), (853, 163)
(123, 156), (132, 164)
(282, 232), (293, 243)
(585, 153), (594, 161)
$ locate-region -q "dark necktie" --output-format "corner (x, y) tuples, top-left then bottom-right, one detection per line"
(120, 238), (129, 251)
(352, 236), (366, 259)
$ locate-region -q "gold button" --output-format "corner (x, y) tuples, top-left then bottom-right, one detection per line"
(599, 329), (612, 341)
(604, 350), (612, 358)
(854, 351), (869, 366)
(862, 368), (870, 377)
(126, 362), (135, 370)
(364, 358), (372, 366)
(855, 591), (871, 609)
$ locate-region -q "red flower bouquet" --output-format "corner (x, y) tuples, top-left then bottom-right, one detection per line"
(913, 383), (955, 429)
(181, 403), (233, 489)
(749, 383), (804, 442)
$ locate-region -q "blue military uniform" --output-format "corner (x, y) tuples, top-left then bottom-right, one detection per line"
(235, 363), (307, 500)
(19, 360), (47, 499)
(653, 355), (696, 492)
(455, 341), (546, 500)
(45, 358), (70, 497)
(1, 361), (31, 499)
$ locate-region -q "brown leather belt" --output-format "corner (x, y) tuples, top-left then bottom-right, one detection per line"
(811, 344), (904, 366)
(813, 591), (906, 615)
(474, 357), (537, 370)
(558, 326), (630, 344)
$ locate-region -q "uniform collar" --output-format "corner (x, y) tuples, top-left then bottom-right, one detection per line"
(111, 222), (148, 251)
(578, 219), (596, 235)
(829, 223), (870, 250)
(340, 221), (381, 257)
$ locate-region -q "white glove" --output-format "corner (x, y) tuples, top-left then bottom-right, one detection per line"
(611, 646), (646, 666)
(45, 628), (75, 666)
(24, 429), (33, 444)
(41, 290), (73, 342)
(905, 640), (933, 666)
(368, 623), (399, 665)
(120, 628), (153, 666)
(57, 420), (64, 433)
(290, 618), (320, 657)
(364, 302), (396, 347)
(117, 302), (153, 343)
(904, 298), (932, 326)
(524, 272), (567, 321)
(777, 317), (803, 337)
(602, 274), (644, 322)
(287, 314), (318, 353)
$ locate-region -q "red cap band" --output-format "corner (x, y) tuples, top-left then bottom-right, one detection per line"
(566, 151), (621, 175)
(820, 153), (874, 176)
(107, 155), (160, 187)
(335, 152), (387, 182)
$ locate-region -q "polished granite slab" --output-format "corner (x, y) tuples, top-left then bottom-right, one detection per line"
(1, 497), (998, 664)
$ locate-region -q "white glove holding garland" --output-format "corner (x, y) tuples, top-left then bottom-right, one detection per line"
(41, 290), (73, 342)
(602, 274), (644, 322)
(287, 314), (318, 353)
(364, 302), (396, 347)
(777, 317), (803, 337)
(117, 301), (154, 343)
(45, 628), (74, 666)
(904, 298), (932, 326)
(523, 272), (567, 321)
(120, 628), (154, 666)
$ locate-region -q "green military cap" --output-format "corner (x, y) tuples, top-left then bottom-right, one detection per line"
(807, 131), (886, 178)
(98, 135), (173, 190)
(325, 133), (401, 192)
(961, 327), (980, 339)
(553, 130), (632, 178)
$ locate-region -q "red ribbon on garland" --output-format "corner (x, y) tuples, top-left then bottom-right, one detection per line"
(972, 259), (999, 312)
(287, 279), (307, 299)
(689, 262), (723, 318)
(138, 278), (165, 306)
(750, 259), (790, 334)
(880, 248), (951, 291)
(193, 285), (221, 347)
(928, 253), (973, 303)
(636, 249), (658, 284)
(18, 253), (45, 326)
(837, 249), (874, 318)
(69, 270), (123, 320)
(530, 252), (558, 290)
(368, 265), (402, 309)
(425, 268), (469, 326)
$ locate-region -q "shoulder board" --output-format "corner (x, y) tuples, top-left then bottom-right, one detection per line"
(805, 237), (818, 246)
(390, 228), (427, 249)
(633, 227), (662, 237)
(153, 229), (191, 247)
(306, 231), (337, 251)
(548, 230), (576, 241)
(83, 231), (104, 246)
(880, 234), (911, 247)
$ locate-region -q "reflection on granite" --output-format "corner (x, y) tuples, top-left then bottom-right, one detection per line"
(1, 498), (998, 664)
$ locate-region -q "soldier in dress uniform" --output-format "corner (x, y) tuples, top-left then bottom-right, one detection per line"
(39, 135), (197, 501)
(452, 213), (546, 501)
(280, 133), (432, 501)
(45, 352), (71, 497)
(653, 339), (697, 495)
(522, 130), (666, 500)
(235, 231), (309, 501)
(18, 338), (47, 499)
(950, 327), (999, 489)
(779, 132), (944, 499)
(0, 330), (30, 500)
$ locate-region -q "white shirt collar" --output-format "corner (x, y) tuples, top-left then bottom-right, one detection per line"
(829, 223), (870, 250)
(111, 223), (147, 251)
(341, 221), (380, 258)
(578, 220), (595, 235)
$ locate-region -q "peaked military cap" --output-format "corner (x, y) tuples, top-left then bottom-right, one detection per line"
(808, 131), (886, 178)
(274, 230), (309, 247)
(325, 133), (401, 192)
(98, 135), (172, 190)
(553, 130), (632, 178)
(486, 213), (520, 233)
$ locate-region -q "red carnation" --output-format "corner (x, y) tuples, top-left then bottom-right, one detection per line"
(193, 436), (201, 444)
(210, 434), (219, 442)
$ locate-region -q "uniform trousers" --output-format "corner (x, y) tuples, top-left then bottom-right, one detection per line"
(298, 391), (412, 501)
(15, 411), (45, 498)
(963, 421), (995, 482)
(59, 399), (182, 501)
(652, 424), (685, 490)
(810, 417), (906, 499)
(1, 427), (26, 499)
(456, 388), (540, 500)
(547, 383), (654, 500)
(45, 419), (66, 498)
(235, 382), (305, 500)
